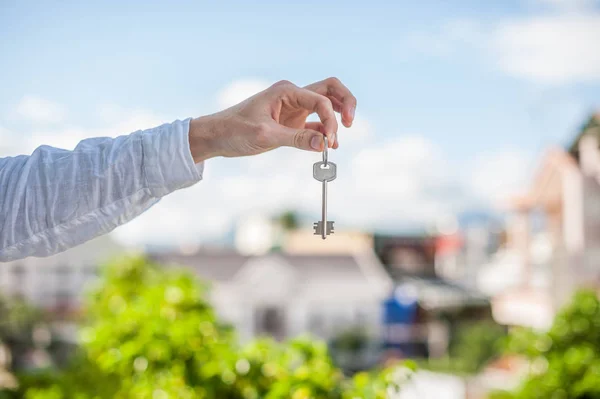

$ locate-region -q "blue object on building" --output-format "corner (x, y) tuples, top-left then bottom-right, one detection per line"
(384, 284), (418, 324)
(382, 284), (420, 356)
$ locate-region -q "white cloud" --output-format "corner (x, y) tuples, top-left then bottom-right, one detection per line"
(468, 149), (533, 206)
(217, 79), (271, 109)
(0, 126), (22, 156)
(14, 95), (67, 124)
(347, 137), (465, 229)
(96, 105), (167, 130)
(342, 117), (371, 143)
(1, 111), (165, 158)
(404, 8), (600, 84)
(493, 14), (600, 84)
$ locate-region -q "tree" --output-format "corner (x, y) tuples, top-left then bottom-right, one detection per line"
(493, 289), (600, 399)
(278, 211), (300, 231)
(10, 255), (413, 398)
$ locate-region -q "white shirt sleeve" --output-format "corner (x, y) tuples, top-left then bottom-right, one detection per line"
(0, 118), (203, 262)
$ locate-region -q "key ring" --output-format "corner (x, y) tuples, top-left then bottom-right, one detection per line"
(323, 136), (328, 166)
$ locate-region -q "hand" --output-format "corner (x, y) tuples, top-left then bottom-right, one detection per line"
(188, 77), (357, 163)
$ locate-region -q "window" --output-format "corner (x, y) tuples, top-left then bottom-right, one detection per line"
(254, 306), (286, 340)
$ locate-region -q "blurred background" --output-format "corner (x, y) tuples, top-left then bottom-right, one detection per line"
(1, 0), (600, 398)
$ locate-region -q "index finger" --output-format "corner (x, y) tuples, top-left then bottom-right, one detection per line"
(284, 86), (338, 147)
(305, 77), (357, 128)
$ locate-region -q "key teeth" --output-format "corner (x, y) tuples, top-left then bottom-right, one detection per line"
(313, 222), (321, 235)
(314, 221), (335, 236)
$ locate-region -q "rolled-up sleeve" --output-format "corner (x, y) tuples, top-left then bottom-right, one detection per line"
(0, 118), (203, 262)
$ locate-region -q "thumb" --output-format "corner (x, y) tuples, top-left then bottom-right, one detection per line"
(273, 125), (325, 152)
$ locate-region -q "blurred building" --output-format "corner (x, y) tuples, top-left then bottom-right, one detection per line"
(234, 212), (374, 255)
(374, 234), (437, 278)
(0, 235), (123, 370)
(0, 233), (124, 357)
(434, 212), (504, 288)
(481, 113), (600, 329)
(0, 235), (123, 319)
(283, 229), (373, 255)
(153, 250), (392, 343)
(373, 234), (492, 362)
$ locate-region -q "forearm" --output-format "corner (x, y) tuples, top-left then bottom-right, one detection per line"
(0, 118), (202, 261)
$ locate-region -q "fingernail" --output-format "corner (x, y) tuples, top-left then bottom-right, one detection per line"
(350, 106), (356, 120)
(310, 135), (322, 150)
(330, 133), (336, 147)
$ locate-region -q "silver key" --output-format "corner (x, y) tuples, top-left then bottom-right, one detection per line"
(313, 137), (336, 239)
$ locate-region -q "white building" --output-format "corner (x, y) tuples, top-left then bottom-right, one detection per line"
(154, 250), (393, 343)
(0, 235), (123, 317)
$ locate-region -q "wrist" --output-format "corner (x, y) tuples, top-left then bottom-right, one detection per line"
(188, 115), (220, 163)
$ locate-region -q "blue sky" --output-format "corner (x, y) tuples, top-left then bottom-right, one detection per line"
(1, 0), (599, 247)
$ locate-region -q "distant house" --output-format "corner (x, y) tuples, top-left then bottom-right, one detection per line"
(152, 251), (392, 343)
(0, 235), (123, 370)
(371, 234), (492, 362)
(482, 113), (600, 329)
(373, 234), (437, 278)
(0, 235), (122, 319)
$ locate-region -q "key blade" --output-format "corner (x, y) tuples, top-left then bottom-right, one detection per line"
(313, 221), (335, 237)
(321, 181), (327, 239)
(326, 221), (335, 235)
(313, 222), (323, 235)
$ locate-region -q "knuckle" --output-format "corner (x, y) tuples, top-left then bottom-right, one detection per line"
(318, 96), (332, 110)
(294, 130), (307, 149)
(272, 79), (294, 89)
(326, 76), (341, 85)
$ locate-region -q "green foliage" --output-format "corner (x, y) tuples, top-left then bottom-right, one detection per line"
(497, 289), (600, 399)
(343, 361), (416, 399)
(421, 320), (506, 375)
(449, 320), (506, 373)
(12, 255), (412, 398)
(0, 295), (44, 346)
(330, 327), (369, 353)
(278, 211), (300, 231)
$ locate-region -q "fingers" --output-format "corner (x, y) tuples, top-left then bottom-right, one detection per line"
(279, 84), (338, 147)
(271, 124), (327, 152)
(305, 77), (357, 128)
(305, 122), (338, 149)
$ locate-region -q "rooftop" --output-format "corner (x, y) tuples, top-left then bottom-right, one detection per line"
(151, 250), (388, 284)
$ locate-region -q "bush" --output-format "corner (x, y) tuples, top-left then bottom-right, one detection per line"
(494, 289), (600, 399)
(9, 255), (413, 398)
(421, 320), (506, 376)
(449, 320), (506, 373)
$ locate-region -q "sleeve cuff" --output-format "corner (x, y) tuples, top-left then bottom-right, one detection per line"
(142, 118), (204, 197)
